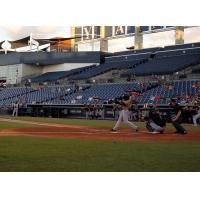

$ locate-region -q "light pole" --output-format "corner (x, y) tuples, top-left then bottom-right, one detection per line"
(25, 79), (31, 106)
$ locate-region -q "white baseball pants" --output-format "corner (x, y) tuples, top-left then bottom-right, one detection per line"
(193, 113), (200, 126)
(113, 109), (138, 130)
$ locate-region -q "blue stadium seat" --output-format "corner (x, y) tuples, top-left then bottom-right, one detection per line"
(123, 54), (200, 76)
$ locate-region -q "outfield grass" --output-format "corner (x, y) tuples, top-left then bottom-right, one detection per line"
(0, 136), (200, 172)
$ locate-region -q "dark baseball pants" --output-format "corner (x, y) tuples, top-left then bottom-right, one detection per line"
(172, 118), (186, 134)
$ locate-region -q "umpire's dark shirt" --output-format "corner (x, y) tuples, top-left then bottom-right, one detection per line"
(172, 104), (183, 118)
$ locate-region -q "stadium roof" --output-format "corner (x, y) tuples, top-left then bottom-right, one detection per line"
(0, 36), (81, 51)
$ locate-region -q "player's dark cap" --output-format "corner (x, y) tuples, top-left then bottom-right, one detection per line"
(149, 105), (154, 109)
(123, 94), (130, 101)
(170, 98), (176, 103)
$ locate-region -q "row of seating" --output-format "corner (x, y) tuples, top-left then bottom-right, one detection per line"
(57, 80), (199, 105)
(105, 52), (151, 63)
(67, 60), (144, 80)
(155, 47), (200, 58)
(123, 54), (200, 76)
(0, 86), (71, 107)
(0, 84), (91, 107)
(0, 80), (199, 107)
(0, 87), (34, 101)
(72, 47), (200, 79)
(52, 82), (148, 104)
(106, 42), (200, 62)
(31, 59), (146, 82)
(31, 64), (97, 83)
(136, 80), (200, 104)
(30, 42), (200, 83)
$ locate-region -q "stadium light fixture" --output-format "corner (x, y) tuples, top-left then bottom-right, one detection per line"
(28, 33), (39, 51)
(1, 40), (12, 54)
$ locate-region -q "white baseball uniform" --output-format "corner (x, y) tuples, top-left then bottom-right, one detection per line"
(113, 96), (138, 131)
(193, 106), (200, 126)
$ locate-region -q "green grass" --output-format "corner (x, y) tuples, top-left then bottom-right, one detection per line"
(0, 121), (39, 130)
(2, 116), (200, 131)
(2, 116), (119, 128)
(0, 136), (199, 172)
(0, 116), (199, 172)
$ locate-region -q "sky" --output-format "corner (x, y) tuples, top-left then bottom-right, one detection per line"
(0, 26), (70, 41)
(0, 26), (200, 51)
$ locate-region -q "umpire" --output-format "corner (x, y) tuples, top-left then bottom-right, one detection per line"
(170, 98), (187, 134)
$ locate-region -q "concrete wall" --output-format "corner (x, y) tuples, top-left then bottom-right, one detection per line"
(0, 52), (100, 66)
(0, 64), (22, 84)
(21, 51), (100, 65)
(108, 36), (134, 52)
(0, 53), (21, 65)
(42, 63), (98, 73)
(78, 41), (100, 51)
(0, 62), (98, 84)
(175, 26), (184, 45)
(185, 27), (200, 44)
(22, 64), (43, 78)
(0, 64), (43, 84)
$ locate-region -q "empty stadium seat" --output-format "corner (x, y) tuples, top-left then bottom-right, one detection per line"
(0, 79), (199, 107)
(123, 54), (200, 76)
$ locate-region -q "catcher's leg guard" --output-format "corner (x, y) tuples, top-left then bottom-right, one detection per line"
(146, 122), (154, 132)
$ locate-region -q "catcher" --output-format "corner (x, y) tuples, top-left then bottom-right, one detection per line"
(145, 105), (166, 134)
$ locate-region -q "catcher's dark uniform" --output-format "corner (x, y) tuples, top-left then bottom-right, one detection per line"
(145, 109), (166, 133)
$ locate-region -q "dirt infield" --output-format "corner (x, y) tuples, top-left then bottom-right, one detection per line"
(1, 125), (200, 142)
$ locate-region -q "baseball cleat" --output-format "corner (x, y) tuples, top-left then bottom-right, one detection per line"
(111, 129), (118, 133)
(174, 131), (180, 134)
(132, 128), (139, 134)
(149, 131), (159, 134)
(180, 131), (188, 135)
(160, 130), (164, 134)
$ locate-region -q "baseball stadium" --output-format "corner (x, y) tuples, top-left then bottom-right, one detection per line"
(0, 26), (200, 172)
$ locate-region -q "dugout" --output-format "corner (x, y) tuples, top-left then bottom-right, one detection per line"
(24, 103), (196, 123)
(1, 103), (195, 123)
